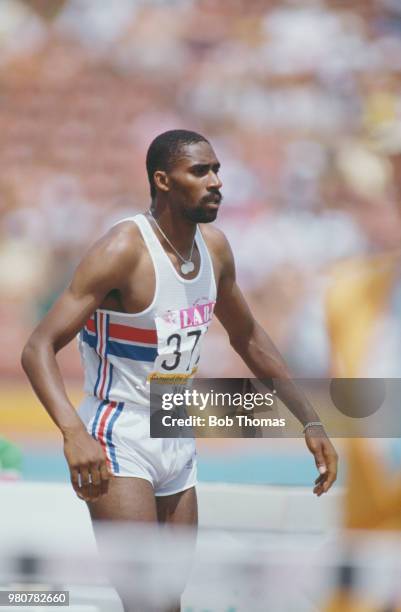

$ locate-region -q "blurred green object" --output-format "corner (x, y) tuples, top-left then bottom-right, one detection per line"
(0, 437), (22, 477)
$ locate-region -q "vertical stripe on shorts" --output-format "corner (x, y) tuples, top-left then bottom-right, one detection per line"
(92, 400), (124, 473)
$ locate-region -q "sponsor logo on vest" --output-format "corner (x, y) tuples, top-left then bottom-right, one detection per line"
(179, 301), (215, 329)
(148, 367), (198, 382)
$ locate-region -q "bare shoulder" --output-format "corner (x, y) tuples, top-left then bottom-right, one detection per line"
(85, 220), (143, 265)
(73, 219), (145, 291)
(199, 224), (233, 263)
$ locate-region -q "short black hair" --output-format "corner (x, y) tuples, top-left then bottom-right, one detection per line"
(146, 129), (209, 198)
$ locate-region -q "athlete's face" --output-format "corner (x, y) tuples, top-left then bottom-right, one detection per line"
(166, 142), (223, 223)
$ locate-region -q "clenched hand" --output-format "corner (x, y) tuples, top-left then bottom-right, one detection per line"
(63, 426), (110, 501)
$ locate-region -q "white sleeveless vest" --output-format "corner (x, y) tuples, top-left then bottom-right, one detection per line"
(78, 213), (217, 406)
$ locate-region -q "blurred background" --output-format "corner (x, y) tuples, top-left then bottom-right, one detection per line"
(1, 0), (401, 483)
(2, 1), (401, 610)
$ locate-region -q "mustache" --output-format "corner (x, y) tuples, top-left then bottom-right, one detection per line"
(201, 192), (222, 204)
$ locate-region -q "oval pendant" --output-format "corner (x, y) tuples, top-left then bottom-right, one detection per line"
(181, 261), (195, 275)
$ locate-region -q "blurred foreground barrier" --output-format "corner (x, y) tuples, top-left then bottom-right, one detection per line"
(0, 481), (342, 541)
(0, 482), (343, 611)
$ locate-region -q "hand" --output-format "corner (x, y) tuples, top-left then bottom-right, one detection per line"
(304, 426), (338, 496)
(63, 426), (110, 502)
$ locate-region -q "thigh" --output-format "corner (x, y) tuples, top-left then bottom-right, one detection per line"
(87, 477), (164, 611)
(156, 486), (198, 526)
(156, 487), (198, 610)
(87, 475), (158, 522)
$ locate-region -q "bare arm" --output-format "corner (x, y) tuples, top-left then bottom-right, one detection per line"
(213, 232), (338, 495)
(21, 224), (138, 500)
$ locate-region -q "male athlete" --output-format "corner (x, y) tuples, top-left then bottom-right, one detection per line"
(22, 129), (338, 611)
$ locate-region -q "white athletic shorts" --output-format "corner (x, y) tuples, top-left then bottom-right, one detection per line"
(77, 395), (197, 496)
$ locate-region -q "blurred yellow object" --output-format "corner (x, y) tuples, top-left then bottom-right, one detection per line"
(323, 592), (382, 612)
(326, 252), (401, 527)
(326, 253), (398, 377)
(344, 439), (401, 531)
(324, 253), (401, 611)
(364, 90), (397, 130)
(323, 588), (401, 612)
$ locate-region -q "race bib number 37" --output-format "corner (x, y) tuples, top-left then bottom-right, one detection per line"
(152, 301), (215, 377)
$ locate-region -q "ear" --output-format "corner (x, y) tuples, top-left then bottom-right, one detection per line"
(154, 170), (169, 193)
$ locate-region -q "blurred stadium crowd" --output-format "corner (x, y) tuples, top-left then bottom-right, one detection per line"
(1, 0), (401, 380)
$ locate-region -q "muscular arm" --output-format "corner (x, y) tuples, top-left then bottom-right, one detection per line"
(21, 225), (138, 499)
(213, 232), (338, 495)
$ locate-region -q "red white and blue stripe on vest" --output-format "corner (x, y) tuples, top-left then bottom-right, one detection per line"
(81, 312), (158, 401)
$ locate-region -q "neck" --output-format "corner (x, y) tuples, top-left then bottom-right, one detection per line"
(149, 200), (196, 252)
